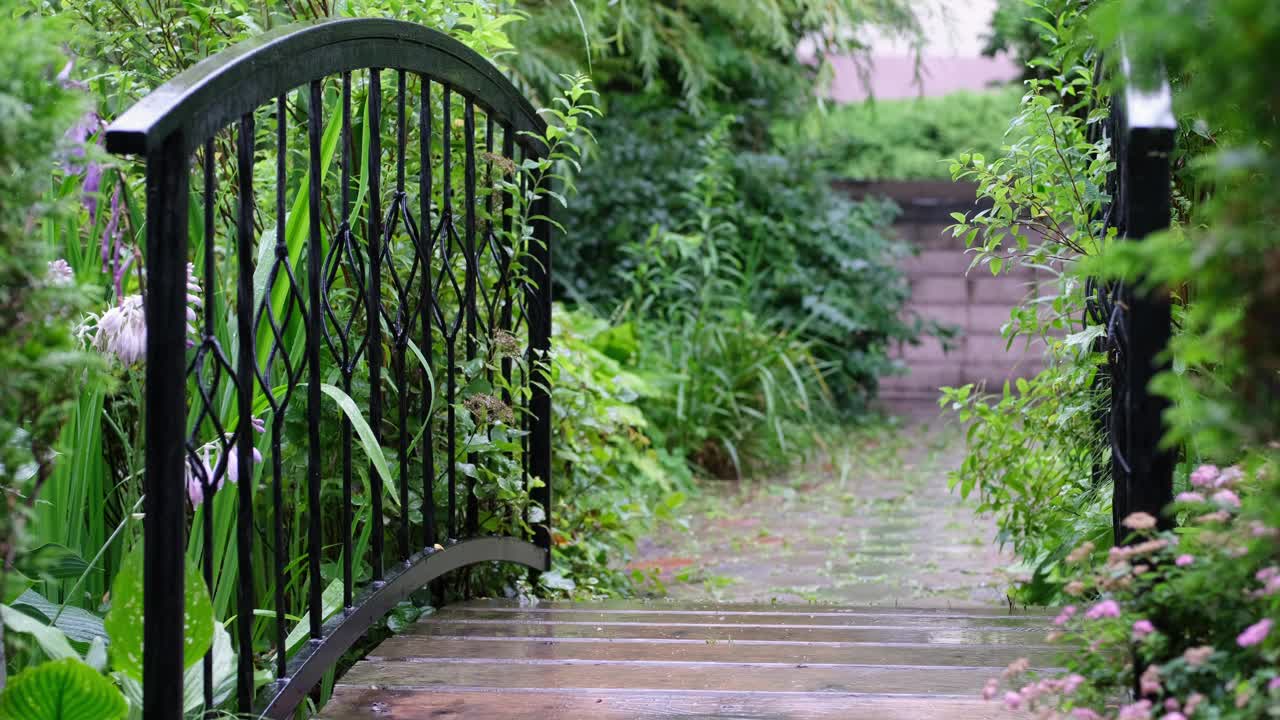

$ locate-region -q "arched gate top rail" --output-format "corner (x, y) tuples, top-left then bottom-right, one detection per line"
(105, 17), (547, 158)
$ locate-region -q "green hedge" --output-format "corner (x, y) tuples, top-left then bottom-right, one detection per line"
(775, 86), (1022, 180)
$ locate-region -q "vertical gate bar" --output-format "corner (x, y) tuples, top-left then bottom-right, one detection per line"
(306, 80), (325, 638)
(420, 76), (437, 549)
(271, 95), (289, 681)
(233, 113), (257, 714)
(199, 138), (216, 714)
(142, 130), (189, 720)
(528, 188), (553, 557)
(499, 126), (514, 404)
(339, 71), (355, 608)
(395, 70), (411, 560)
(1116, 103), (1176, 535)
(367, 68), (386, 580)
(463, 99), (479, 537)
(270, 96), (290, 681)
(443, 87), (456, 542)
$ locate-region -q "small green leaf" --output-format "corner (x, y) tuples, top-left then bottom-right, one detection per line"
(104, 545), (214, 681)
(990, 257), (1004, 275)
(0, 657), (127, 720)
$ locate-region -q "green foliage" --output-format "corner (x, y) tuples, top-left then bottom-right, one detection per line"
(0, 657), (126, 720)
(981, 0), (1057, 80)
(0, 0), (97, 602)
(996, 460), (1280, 719)
(1086, 0), (1280, 458)
(608, 121), (828, 476)
(942, 0), (1112, 604)
(546, 308), (693, 596)
(561, 102), (920, 415)
(103, 546), (213, 680)
(512, 0), (920, 120)
(775, 86), (1024, 180)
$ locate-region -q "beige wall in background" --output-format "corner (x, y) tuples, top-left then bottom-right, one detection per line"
(825, 0), (1022, 101)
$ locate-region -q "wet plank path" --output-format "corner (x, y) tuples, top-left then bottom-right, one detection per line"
(323, 598), (1051, 718)
(322, 412), (1051, 718)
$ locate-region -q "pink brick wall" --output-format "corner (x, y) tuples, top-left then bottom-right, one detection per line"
(879, 223), (1048, 401)
(834, 181), (1050, 403)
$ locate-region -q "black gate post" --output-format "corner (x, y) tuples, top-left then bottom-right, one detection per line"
(1111, 60), (1177, 540)
(141, 132), (189, 720)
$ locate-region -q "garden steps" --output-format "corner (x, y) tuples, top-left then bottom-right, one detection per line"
(320, 599), (1051, 719)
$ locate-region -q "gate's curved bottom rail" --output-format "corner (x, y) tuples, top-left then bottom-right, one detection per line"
(260, 539), (548, 717)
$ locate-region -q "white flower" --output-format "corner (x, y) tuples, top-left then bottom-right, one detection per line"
(47, 259), (74, 286)
(93, 294), (146, 365)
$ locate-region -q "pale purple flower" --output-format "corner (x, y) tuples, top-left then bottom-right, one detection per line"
(1062, 673), (1085, 694)
(1070, 710), (1102, 720)
(1268, 677), (1280, 691)
(1175, 554), (1194, 567)
(47, 259), (74, 286)
(1123, 512), (1159, 530)
(1238, 618), (1273, 648)
(981, 677), (999, 700)
(1139, 665), (1161, 697)
(1054, 605), (1077, 626)
(1085, 599), (1121, 620)
(1118, 699), (1152, 720)
(1190, 464), (1220, 488)
(93, 294), (146, 365)
(185, 263), (202, 346)
(1175, 491), (1205, 504)
(1161, 713), (1186, 720)
(1133, 619), (1156, 639)
(1258, 567), (1279, 583)
(1212, 489), (1241, 508)
(1183, 646), (1214, 666)
(1003, 691), (1021, 710)
(185, 447), (215, 506)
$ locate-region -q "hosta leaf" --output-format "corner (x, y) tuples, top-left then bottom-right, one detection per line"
(14, 544), (91, 581)
(12, 589), (107, 645)
(105, 546), (214, 680)
(0, 658), (127, 720)
(0, 604), (78, 661)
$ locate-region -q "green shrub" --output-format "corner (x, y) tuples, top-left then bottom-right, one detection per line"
(561, 101), (921, 415)
(775, 86), (1023, 180)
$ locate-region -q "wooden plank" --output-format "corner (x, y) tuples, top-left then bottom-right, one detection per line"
(405, 619), (1047, 646)
(337, 658), (999, 695)
(368, 636), (1060, 668)
(433, 607), (1051, 629)
(320, 687), (1013, 720)
(455, 598), (1053, 617)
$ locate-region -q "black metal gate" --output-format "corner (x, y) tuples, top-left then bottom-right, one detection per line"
(105, 18), (554, 718)
(1088, 59), (1178, 540)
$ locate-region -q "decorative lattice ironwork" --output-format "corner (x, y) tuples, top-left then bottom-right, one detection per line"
(105, 19), (554, 718)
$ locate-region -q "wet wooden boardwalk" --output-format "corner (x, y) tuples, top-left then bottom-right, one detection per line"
(321, 599), (1052, 719)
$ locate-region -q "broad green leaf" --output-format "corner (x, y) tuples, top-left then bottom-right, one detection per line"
(12, 590), (107, 645)
(104, 546), (214, 680)
(0, 658), (127, 720)
(14, 544), (92, 581)
(182, 622), (236, 714)
(0, 604), (78, 660)
(316, 383), (399, 506)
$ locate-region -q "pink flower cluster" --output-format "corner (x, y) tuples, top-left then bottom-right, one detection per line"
(1238, 618), (1272, 648)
